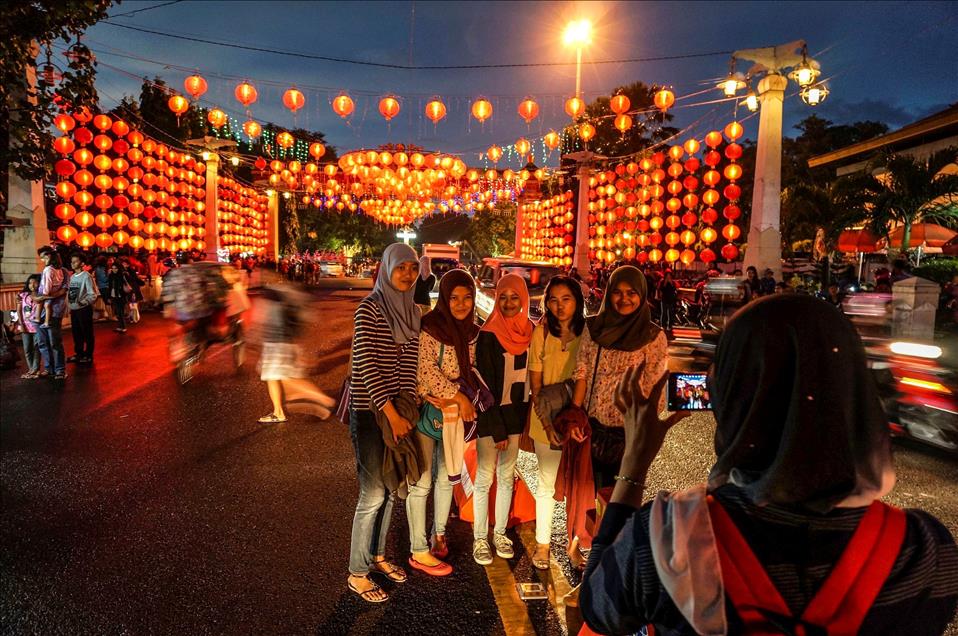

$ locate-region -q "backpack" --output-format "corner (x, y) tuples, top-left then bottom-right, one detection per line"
(708, 496), (906, 635)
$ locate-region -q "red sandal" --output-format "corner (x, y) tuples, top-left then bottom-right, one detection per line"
(408, 556), (453, 577)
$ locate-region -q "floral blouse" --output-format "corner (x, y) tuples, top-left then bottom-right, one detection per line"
(573, 327), (668, 427)
(418, 330), (477, 401)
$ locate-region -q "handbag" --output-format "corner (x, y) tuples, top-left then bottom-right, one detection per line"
(417, 343), (446, 440)
(585, 346), (626, 466)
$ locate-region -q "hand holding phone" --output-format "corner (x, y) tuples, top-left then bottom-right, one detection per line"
(668, 372), (712, 411)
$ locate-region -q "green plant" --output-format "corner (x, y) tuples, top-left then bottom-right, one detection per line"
(913, 257), (958, 285)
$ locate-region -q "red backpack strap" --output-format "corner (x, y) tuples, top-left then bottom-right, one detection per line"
(801, 501), (906, 634)
(707, 495), (792, 633)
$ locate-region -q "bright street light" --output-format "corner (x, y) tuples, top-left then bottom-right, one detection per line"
(562, 19), (592, 46)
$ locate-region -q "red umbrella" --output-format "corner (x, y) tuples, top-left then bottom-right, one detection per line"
(837, 228), (879, 253)
(886, 223), (957, 248)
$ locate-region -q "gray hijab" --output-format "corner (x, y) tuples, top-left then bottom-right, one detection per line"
(369, 243), (421, 344)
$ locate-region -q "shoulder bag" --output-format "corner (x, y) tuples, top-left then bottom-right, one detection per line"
(586, 346), (626, 466)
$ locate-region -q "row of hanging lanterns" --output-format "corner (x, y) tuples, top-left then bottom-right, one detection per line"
(216, 176), (269, 255)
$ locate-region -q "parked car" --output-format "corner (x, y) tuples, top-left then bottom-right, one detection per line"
(475, 258), (562, 323)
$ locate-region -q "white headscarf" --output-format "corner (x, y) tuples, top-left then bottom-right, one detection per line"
(419, 255), (433, 281)
(369, 243), (421, 344)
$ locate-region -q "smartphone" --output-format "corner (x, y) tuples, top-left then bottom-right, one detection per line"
(516, 582), (549, 601)
(668, 372), (712, 411)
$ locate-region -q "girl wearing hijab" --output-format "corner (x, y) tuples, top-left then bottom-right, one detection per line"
(346, 243), (421, 603)
(471, 274), (534, 566)
(581, 295), (957, 635)
(572, 265), (667, 490)
(413, 255), (436, 311)
(527, 275), (586, 570)
(408, 269), (480, 577)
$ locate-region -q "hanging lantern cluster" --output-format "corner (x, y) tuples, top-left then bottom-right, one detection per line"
(585, 127), (745, 267)
(216, 176), (269, 255)
(52, 111), (208, 252)
(519, 191), (575, 266)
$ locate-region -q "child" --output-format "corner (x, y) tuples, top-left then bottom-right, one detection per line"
(17, 275), (43, 378)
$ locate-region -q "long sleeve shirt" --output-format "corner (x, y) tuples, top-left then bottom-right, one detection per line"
(580, 484), (958, 636)
(349, 297), (419, 411)
(67, 270), (98, 311)
(417, 330), (475, 401)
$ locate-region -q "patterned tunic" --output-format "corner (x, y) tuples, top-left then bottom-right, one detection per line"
(417, 330), (476, 401)
(573, 327), (668, 426)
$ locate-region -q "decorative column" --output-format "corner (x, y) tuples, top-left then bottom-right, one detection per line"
(743, 72), (788, 278)
(266, 190), (280, 261)
(203, 152), (220, 262)
(571, 152), (594, 274)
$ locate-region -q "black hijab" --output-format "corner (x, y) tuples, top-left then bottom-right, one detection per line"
(587, 265), (660, 351)
(421, 269), (480, 388)
(707, 294), (894, 513)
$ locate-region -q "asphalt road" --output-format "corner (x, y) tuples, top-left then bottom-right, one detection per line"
(1, 284), (956, 635)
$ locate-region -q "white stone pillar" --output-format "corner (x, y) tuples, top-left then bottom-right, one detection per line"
(202, 152), (220, 262)
(743, 72), (787, 279)
(266, 191), (280, 261)
(573, 159), (592, 274)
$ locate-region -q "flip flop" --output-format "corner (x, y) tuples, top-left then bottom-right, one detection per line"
(371, 560), (407, 583)
(258, 413), (288, 423)
(347, 576), (388, 603)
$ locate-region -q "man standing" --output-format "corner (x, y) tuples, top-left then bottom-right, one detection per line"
(35, 246), (70, 380)
(759, 268), (777, 296)
(67, 252), (98, 365)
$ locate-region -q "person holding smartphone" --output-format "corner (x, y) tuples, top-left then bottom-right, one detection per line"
(528, 275), (586, 570)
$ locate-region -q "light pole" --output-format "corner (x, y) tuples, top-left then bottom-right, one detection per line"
(725, 41), (828, 278)
(563, 19), (592, 99)
(396, 228), (417, 246)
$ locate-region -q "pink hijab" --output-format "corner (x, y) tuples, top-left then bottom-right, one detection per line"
(480, 273), (534, 355)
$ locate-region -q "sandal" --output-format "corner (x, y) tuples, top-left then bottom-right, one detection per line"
(568, 536), (587, 571)
(371, 559), (407, 583)
(258, 413), (288, 423)
(430, 533), (449, 559)
(347, 575), (388, 603)
(21, 372), (38, 379)
(533, 544), (551, 570)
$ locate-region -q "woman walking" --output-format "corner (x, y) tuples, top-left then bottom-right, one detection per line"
(471, 274), (534, 565)
(527, 275), (585, 569)
(346, 243), (421, 603)
(107, 262), (129, 333)
(408, 269), (480, 577)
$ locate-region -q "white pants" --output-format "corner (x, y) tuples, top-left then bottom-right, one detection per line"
(472, 434), (520, 539)
(406, 432), (455, 553)
(533, 440), (563, 545)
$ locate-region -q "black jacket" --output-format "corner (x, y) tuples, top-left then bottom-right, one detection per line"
(475, 331), (529, 443)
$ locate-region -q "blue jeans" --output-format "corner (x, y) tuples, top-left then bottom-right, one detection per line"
(406, 432), (454, 553)
(36, 317), (65, 375)
(348, 409), (395, 575)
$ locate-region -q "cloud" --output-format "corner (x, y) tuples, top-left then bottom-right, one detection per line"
(813, 98), (951, 129)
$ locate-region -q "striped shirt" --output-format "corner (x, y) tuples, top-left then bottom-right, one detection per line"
(581, 484), (958, 635)
(349, 297), (419, 412)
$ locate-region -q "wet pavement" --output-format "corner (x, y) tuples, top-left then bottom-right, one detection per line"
(1, 287), (956, 634)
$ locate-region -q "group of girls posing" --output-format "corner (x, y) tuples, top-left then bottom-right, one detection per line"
(345, 243), (665, 603)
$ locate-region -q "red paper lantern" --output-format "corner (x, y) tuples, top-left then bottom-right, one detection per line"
(579, 123), (596, 142)
(55, 159), (76, 177)
(207, 109), (227, 128)
(332, 93), (355, 118)
(54, 114), (75, 133)
(614, 114), (633, 134)
(95, 232), (114, 248)
(518, 98), (539, 124)
(168, 95), (189, 117)
(243, 120), (261, 138)
(721, 243), (739, 261)
(705, 131), (723, 148)
(653, 89), (675, 112)
(184, 74), (208, 100)
(93, 114), (112, 131)
(235, 81), (257, 107)
(54, 203), (76, 220)
(309, 142), (325, 160)
(379, 96), (401, 121)
(281, 87), (305, 114)
(56, 181), (77, 199)
(544, 130), (560, 151)
(56, 225), (77, 243)
(564, 97), (585, 119)
(425, 99), (447, 124)
(276, 131), (295, 148)
(73, 169), (94, 187)
(610, 93), (631, 115)
(471, 98), (493, 123)
(725, 143), (743, 160)
(54, 136), (75, 155)
(724, 121), (744, 141)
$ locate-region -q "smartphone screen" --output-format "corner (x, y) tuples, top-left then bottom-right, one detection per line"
(668, 372), (712, 411)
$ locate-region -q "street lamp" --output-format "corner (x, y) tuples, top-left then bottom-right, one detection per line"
(563, 19), (592, 99)
(743, 88), (759, 112)
(800, 82), (830, 106)
(396, 228), (417, 245)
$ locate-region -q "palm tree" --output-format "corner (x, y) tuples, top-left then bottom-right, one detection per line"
(781, 173), (875, 252)
(867, 148), (958, 251)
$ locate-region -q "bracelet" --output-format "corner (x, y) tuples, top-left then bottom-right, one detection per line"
(614, 475), (645, 488)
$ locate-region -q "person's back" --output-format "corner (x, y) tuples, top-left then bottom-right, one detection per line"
(580, 295), (958, 636)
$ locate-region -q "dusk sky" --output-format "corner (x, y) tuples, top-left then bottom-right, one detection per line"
(73, 1), (957, 167)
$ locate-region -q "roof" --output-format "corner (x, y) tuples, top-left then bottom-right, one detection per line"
(808, 103), (958, 168)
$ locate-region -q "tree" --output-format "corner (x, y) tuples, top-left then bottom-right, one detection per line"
(780, 175), (875, 253)
(416, 211), (469, 245)
(297, 207), (393, 257)
(1, 0), (114, 183)
(866, 148), (958, 251)
(563, 81), (679, 157)
(465, 202), (517, 257)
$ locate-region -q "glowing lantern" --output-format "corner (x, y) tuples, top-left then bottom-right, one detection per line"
(207, 109), (227, 128)
(684, 138), (700, 155)
(579, 123), (596, 142)
(75, 231), (95, 248)
(515, 138), (531, 157)
(129, 235), (144, 249)
(243, 120), (262, 138)
(93, 114), (112, 131)
(614, 114), (633, 134)
(184, 74), (207, 100)
(486, 145), (503, 163)
(470, 98), (493, 124)
(725, 143), (743, 160)
(724, 163), (743, 181)
(700, 227), (718, 244)
(235, 81), (258, 107)
(54, 203), (76, 220)
(610, 93), (630, 115)
(705, 131), (723, 148)
(332, 93), (355, 118)
(112, 230), (130, 245)
(309, 142), (326, 160)
(54, 114), (75, 133)
(283, 87), (305, 113)
(724, 121), (743, 141)
(56, 182), (77, 199)
(95, 233), (114, 248)
(425, 99), (447, 124)
(722, 224), (741, 241)
(93, 135), (112, 152)
(379, 96), (401, 121)
(55, 159), (76, 177)
(544, 130), (560, 151)
(168, 95), (189, 118)
(517, 98), (539, 124)
(654, 89), (675, 111)
(276, 131), (295, 149)
(564, 97), (585, 119)
(721, 244), (739, 261)
(56, 225), (77, 243)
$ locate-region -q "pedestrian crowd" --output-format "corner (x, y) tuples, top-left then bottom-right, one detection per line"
(339, 241), (957, 634)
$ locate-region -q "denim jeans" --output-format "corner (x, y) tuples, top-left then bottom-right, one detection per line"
(533, 440), (563, 545)
(70, 305), (95, 359)
(406, 431), (454, 554)
(472, 434), (520, 539)
(35, 317), (65, 375)
(21, 332), (40, 373)
(348, 409), (395, 575)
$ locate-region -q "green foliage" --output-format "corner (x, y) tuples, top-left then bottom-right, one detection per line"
(297, 207), (393, 257)
(781, 172), (877, 253)
(913, 257), (958, 285)
(1, 0), (115, 181)
(416, 212), (469, 245)
(465, 202), (517, 257)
